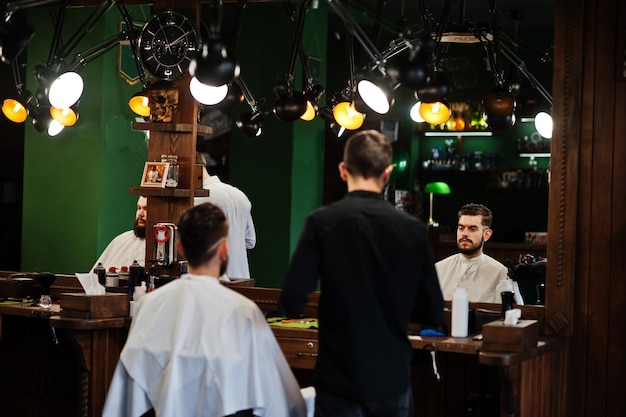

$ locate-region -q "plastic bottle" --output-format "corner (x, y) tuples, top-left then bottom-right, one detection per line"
(451, 287), (469, 337)
(133, 282), (147, 302)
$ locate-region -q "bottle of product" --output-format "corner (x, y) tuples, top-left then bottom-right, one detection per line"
(133, 282), (147, 301)
(451, 287), (469, 337)
(496, 280), (515, 318)
(129, 260), (143, 298)
(94, 262), (106, 287)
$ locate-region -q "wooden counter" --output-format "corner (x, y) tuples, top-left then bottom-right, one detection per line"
(0, 283), (568, 417)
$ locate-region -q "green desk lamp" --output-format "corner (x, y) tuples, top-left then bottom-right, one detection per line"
(424, 182), (451, 226)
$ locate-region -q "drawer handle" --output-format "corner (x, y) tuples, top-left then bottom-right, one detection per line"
(296, 352), (319, 358)
(306, 342), (314, 350)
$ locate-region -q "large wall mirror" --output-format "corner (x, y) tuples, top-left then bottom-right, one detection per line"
(321, 0), (555, 316)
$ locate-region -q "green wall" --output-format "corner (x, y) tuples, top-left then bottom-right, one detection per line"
(20, 4), (327, 286)
(22, 7), (148, 274)
(229, 3), (327, 288)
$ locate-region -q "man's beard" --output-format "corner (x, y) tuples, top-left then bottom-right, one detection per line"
(133, 218), (146, 239)
(458, 238), (483, 257)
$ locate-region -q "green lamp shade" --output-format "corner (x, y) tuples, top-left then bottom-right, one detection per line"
(424, 182), (451, 194)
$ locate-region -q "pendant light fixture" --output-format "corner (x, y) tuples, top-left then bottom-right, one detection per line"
(272, 0), (311, 122)
(189, 0), (240, 105)
(283, 0), (325, 122)
(1, 59), (32, 123)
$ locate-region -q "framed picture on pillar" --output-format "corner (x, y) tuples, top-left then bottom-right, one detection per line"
(141, 162), (169, 188)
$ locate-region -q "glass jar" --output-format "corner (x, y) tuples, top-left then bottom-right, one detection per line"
(161, 154), (179, 188)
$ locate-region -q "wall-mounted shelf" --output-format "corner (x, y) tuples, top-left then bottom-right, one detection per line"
(129, 186), (209, 198)
(424, 131), (493, 137)
(518, 153), (551, 158)
(132, 121), (213, 135)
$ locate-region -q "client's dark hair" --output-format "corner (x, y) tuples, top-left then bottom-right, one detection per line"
(178, 203), (229, 268)
(343, 129), (392, 179)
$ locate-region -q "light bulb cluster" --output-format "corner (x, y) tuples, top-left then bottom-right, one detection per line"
(2, 65), (84, 136)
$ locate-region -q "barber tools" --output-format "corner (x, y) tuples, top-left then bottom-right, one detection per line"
(34, 272), (56, 308)
(153, 223), (178, 266)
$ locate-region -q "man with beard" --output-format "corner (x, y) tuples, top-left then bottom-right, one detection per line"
(103, 203), (307, 417)
(435, 203), (523, 304)
(91, 195), (147, 272)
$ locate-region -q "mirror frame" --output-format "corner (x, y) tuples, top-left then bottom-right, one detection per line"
(544, 0), (581, 337)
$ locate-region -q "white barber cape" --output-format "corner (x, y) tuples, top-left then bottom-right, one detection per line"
(102, 274), (306, 417)
(92, 230), (145, 272)
(435, 253), (524, 304)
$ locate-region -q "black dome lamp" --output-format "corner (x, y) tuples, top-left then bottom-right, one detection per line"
(189, 38), (239, 87)
(272, 0), (311, 122)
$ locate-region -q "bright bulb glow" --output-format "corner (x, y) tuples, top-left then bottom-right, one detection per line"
(2, 98), (28, 123)
(189, 77), (228, 105)
(48, 72), (83, 109)
(419, 101), (451, 125)
(535, 111), (553, 138)
(333, 101), (365, 130)
(47, 119), (65, 136)
(129, 93), (150, 117)
(357, 79), (390, 114)
(300, 101), (316, 121)
(410, 102), (425, 123)
(50, 106), (78, 126)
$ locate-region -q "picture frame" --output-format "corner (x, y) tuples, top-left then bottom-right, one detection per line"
(141, 162), (169, 188)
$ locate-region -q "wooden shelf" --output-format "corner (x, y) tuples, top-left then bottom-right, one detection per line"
(132, 121), (213, 135)
(129, 186), (209, 197)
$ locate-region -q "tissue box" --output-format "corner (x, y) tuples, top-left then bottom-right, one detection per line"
(59, 293), (129, 319)
(481, 319), (539, 353)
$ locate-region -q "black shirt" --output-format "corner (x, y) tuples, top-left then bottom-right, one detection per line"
(278, 191), (444, 400)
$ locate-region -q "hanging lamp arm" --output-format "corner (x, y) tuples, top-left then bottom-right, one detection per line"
(500, 45), (553, 105)
(54, 0), (117, 68)
(487, 0), (506, 86)
(327, 0), (385, 74)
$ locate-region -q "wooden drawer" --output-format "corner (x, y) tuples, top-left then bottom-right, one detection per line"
(270, 324), (319, 369)
(275, 336), (318, 369)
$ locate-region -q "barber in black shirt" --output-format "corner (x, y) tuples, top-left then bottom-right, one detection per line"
(278, 129), (444, 417)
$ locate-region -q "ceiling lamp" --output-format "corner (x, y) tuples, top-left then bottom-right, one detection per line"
(50, 105), (79, 127)
(235, 76), (265, 137)
(47, 119), (65, 136)
(332, 101), (365, 130)
(236, 111), (263, 137)
(48, 71), (83, 109)
(273, 78), (308, 122)
(482, 86), (516, 130)
(30, 105), (53, 133)
(409, 102), (425, 123)
(2, 89), (32, 123)
(419, 101), (451, 125)
(189, 39), (239, 88)
(385, 35), (436, 91)
(189, 77), (229, 105)
(273, 0), (312, 122)
(301, 84), (325, 121)
(128, 88), (150, 117)
(534, 111), (553, 138)
(356, 76), (395, 115)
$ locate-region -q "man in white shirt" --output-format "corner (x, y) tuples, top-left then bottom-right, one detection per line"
(194, 152), (256, 279)
(91, 195), (147, 272)
(435, 203), (523, 304)
(102, 203), (306, 417)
